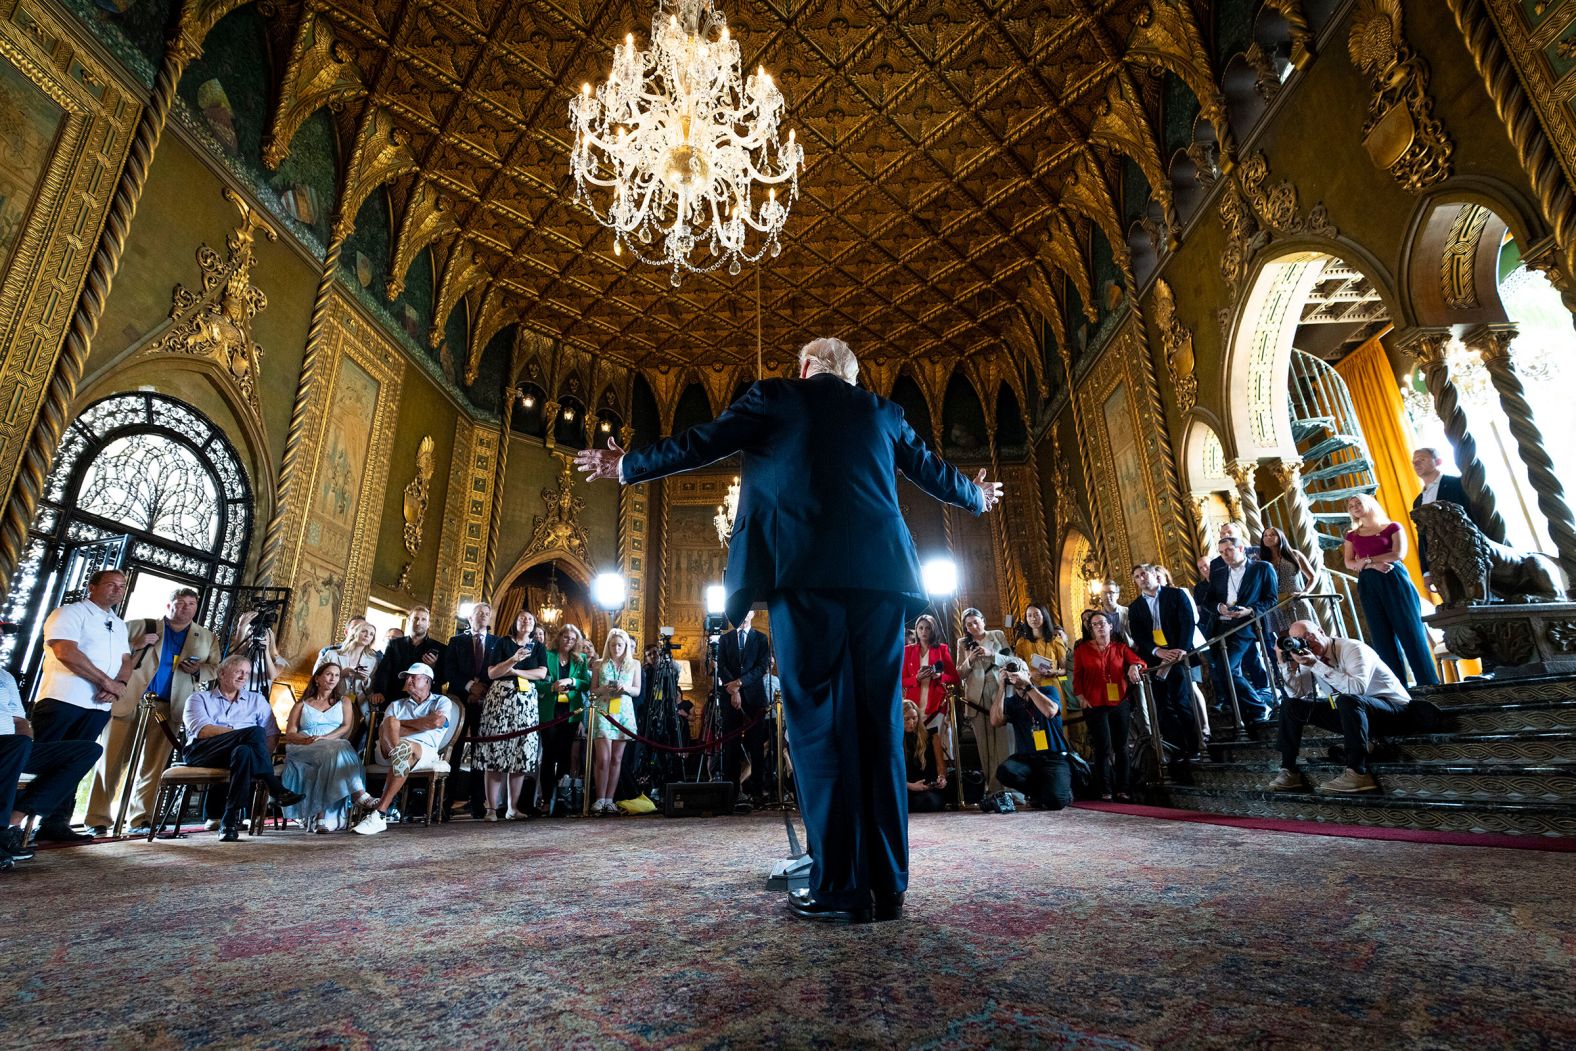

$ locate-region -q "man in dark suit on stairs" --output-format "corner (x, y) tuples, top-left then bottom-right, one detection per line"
(1127, 563), (1203, 760)
(1205, 535), (1278, 722)
(1410, 447), (1489, 592)
(577, 337), (999, 925)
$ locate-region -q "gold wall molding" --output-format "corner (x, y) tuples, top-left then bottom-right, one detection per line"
(136, 188), (276, 411)
(263, 10), (366, 170)
(431, 414), (476, 630)
(616, 445), (649, 653)
(401, 435), (434, 556)
(274, 287), (404, 663)
(524, 455), (591, 566)
(1441, 203), (1493, 310)
(1348, 0), (1454, 192)
(1152, 278), (1197, 414)
(1448, 0), (1576, 295)
(0, 0), (149, 596)
(1219, 151), (1338, 292)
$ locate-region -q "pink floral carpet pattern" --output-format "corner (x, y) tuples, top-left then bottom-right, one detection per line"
(2, 809), (1572, 1049)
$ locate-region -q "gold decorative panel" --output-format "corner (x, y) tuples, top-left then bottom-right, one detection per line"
(275, 288), (404, 664)
(0, 0), (139, 530)
(432, 414), (477, 631)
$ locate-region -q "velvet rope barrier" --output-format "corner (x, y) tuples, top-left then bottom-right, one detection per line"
(457, 699), (764, 754)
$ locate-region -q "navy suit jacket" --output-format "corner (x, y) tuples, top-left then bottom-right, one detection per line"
(1127, 587), (1197, 664)
(1411, 474), (1471, 573)
(1205, 560), (1277, 641)
(620, 373), (986, 625)
(717, 627), (771, 710)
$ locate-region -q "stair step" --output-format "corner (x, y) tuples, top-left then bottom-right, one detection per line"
(1306, 484), (1381, 504)
(1302, 459), (1376, 484)
(1148, 784), (1576, 837)
(1316, 535), (1345, 550)
(1450, 700), (1576, 734)
(1210, 729), (1576, 765)
(1185, 759), (1576, 803)
(1292, 416), (1336, 440)
(1301, 435), (1363, 461)
(1313, 511), (1354, 524)
(1411, 674), (1576, 708)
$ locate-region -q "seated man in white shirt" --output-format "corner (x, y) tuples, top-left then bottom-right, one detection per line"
(183, 655), (304, 841)
(1268, 620), (1411, 795)
(353, 663), (454, 836)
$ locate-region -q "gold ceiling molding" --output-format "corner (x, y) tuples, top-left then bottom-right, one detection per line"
(1089, 74), (1178, 247)
(169, 0), (252, 65)
(1262, 0), (1317, 68)
(1041, 210), (1098, 322)
(263, 10), (365, 170)
(1125, 0), (1233, 159)
(1060, 152), (1133, 286)
(1152, 278), (1197, 414)
(334, 107), (420, 242)
(430, 240), (488, 350)
(281, 0), (1163, 371)
(1347, 0), (1454, 193)
(140, 188), (278, 411)
(463, 284), (516, 386)
(859, 356), (901, 400)
(697, 361), (743, 419)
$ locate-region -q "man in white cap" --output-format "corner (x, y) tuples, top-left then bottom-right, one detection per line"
(353, 663), (455, 836)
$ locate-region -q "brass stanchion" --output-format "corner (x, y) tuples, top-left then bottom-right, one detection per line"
(581, 698), (595, 817)
(947, 687), (965, 809)
(773, 695), (788, 808)
(112, 693), (159, 839)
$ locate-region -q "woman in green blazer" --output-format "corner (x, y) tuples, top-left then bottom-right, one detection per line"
(539, 623), (591, 814)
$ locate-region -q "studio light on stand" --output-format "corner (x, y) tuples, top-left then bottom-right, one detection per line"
(592, 571), (628, 619)
(920, 556), (965, 810)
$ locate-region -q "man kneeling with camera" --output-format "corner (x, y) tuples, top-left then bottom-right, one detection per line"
(1269, 620), (1410, 794)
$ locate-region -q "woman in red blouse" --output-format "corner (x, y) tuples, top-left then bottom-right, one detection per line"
(902, 614), (959, 724)
(1072, 615), (1145, 801)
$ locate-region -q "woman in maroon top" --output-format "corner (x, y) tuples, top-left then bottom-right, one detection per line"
(902, 614), (959, 723)
(1343, 494), (1439, 686)
(1072, 616), (1145, 800)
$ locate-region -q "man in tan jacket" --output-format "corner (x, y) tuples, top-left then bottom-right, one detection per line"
(85, 587), (219, 835)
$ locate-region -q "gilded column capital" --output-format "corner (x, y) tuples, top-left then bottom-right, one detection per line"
(1395, 326), (1453, 369)
(1265, 457), (1304, 493)
(1461, 322), (1519, 367)
(619, 423), (634, 449)
(1222, 458), (1259, 489)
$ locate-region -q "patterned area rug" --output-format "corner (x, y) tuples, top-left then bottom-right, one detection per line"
(3, 809), (1572, 1050)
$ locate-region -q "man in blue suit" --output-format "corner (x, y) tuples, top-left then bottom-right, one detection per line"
(576, 338), (999, 924)
(1205, 535), (1277, 721)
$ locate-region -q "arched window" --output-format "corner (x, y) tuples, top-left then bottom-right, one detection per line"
(2, 393), (252, 674)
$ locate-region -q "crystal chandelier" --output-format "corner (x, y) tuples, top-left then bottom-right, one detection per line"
(713, 475), (740, 545)
(568, 0), (804, 285)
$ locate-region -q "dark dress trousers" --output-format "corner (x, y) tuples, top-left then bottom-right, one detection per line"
(1126, 587), (1203, 754)
(717, 626), (771, 796)
(1205, 560), (1278, 718)
(440, 630), (501, 815)
(620, 373), (985, 910)
(1410, 474), (1473, 575)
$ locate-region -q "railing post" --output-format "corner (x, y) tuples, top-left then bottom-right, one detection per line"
(1138, 675), (1167, 785)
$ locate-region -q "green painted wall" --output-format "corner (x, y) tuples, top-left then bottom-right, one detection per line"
(372, 364), (460, 601)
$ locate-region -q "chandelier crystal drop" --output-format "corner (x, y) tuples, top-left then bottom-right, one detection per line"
(713, 475), (740, 546)
(569, 0), (804, 285)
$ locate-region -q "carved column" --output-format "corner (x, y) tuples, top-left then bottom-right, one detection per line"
(1190, 496), (1211, 562)
(483, 391), (518, 594)
(1265, 459), (1323, 566)
(0, 7), (207, 596)
(1223, 458), (1264, 540)
(1466, 323), (1576, 579)
(1399, 327), (1508, 543)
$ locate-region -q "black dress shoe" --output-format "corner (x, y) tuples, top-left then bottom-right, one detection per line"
(275, 788), (306, 808)
(32, 824), (93, 844)
(220, 826), (241, 842)
(788, 888), (872, 925)
(872, 891), (904, 923)
(2, 826), (34, 860)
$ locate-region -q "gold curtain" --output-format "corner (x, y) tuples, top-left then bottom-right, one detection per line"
(1334, 334), (1428, 599)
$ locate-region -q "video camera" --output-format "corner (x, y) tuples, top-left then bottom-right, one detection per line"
(1277, 635), (1310, 657)
(247, 598), (284, 640)
(656, 626), (679, 659)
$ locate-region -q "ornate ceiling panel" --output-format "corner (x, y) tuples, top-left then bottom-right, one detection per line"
(273, 0), (1168, 372)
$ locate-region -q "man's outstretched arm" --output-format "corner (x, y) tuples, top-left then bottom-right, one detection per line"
(892, 412), (1002, 515)
(576, 384), (770, 486)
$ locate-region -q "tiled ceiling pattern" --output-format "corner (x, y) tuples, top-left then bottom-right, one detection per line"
(295, 0), (1151, 369)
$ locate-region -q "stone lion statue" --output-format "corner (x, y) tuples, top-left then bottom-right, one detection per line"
(1411, 501), (1565, 606)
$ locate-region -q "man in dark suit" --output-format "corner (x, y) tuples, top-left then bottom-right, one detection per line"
(1410, 447), (1484, 590)
(439, 602), (500, 819)
(716, 610), (771, 810)
(370, 605), (447, 708)
(577, 337), (998, 925)
(1127, 564), (1203, 759)
(1205, 535), (1277, 721)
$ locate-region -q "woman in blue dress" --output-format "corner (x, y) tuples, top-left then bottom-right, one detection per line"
(282, 663), (377, 832)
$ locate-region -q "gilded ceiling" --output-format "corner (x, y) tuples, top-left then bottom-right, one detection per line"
(261, 0), (1222, 378)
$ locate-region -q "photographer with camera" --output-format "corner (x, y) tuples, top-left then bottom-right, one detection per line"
(1268, 620), (1410, 794)
(991, 653), (1076, 811)
(955, 608), (1013, 795)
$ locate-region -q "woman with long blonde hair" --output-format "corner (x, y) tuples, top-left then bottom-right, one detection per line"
(589, 627), (642, 815)
(902, 700), (945, 813)
(1343, 493), (1439, 686)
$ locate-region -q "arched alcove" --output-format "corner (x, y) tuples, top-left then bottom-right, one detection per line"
(1056, 527), (1095, 632)
(889, 373), (932, 443)
(671, 382), (712, 434)
(940, 372), (987, 459)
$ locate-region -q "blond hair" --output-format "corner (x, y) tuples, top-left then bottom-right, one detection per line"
(799, 337), (859, 383)
(601, 627), (633, 667)
(903, 699), (931, 764)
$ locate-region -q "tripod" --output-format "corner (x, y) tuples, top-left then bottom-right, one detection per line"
(642, 649), (684, 797)
(702, 631), (728, 783)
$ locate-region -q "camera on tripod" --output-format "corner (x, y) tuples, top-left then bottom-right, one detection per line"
(656, 626), (679, 659)
(247, 598), (283, 639)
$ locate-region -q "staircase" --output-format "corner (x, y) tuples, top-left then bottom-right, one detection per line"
(1146, 675), (1576, 837)
(1281, 349), (1378, 552)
